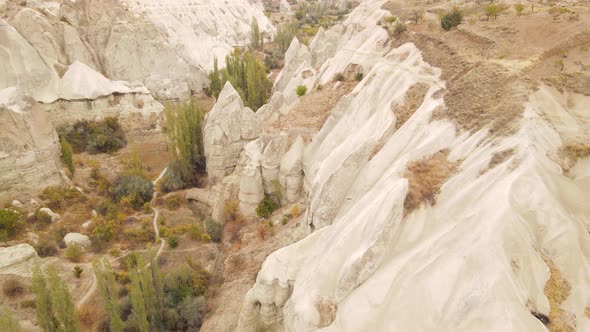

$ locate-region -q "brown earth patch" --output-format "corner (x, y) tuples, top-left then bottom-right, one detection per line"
(403, 150), (459, 215)
(393, 83), (430, 129)
(542, 256), (575, 332)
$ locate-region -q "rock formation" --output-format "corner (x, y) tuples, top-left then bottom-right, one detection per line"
(204, 82), (261, 184)
(0, 88), (64, 202)
(63, 233), (91, 248)
(0, 244), (39, 277)
(279, 136), (305, 205)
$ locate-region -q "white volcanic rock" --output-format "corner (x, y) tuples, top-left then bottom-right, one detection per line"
(64, 233), (91, 248)
(260, 133), (289, 196)
(238, 139), (265, 217)
(121, 0), (275, 73)
(26, 0), (60, 17)
(0, 20), (60, 103)
(62, 23), (98, 70)
(239, 12), (590, 332)
(0, 244), (38, 277)
(59, 61), (146, 100)
(0, 88), (63, 202)
(12, 8), (64, 64)
(280, 0), (292, 13)
(274, 38), (312, 94)
(204, 82), (261, 184)
(279, 136), (305, 204)
(282, 61), (317, 108)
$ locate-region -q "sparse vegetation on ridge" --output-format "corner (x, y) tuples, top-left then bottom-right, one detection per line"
(57, 117), (126, 154)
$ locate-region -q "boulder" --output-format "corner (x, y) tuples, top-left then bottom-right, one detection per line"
(39, 207), (60, 222)
(11, 200), (22, 208)
(0, 244), (38, 272)
(64, 233), (91, 248)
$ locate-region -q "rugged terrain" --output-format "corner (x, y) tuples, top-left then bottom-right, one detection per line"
(1, 0), (590, 331)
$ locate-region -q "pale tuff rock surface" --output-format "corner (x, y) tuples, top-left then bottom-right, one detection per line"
(279, 136), (305, 205)
(273, 38), (312, 94)
(121, 0), (274, 72)
(0, 244), (39, 277)
(238, 1), (590, 332)
(63, 233), (91, 248)
(0, 88), (63, 202)
(1, 0), (271, 100)
(60, 61), (149, 100)
(204, 82), (262, 184)
(238, 139), (265, 217)
(0, 19), (60, 103)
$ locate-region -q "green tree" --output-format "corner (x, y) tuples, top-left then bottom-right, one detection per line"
(250, 17), (261, 49)
(94, 259), (124, 332)
(162, 99), (206, 192)
(60, 136), (75, 175)
(128, 260), (149, 332)
(208, 58), (223, 99)
(46, 266), (80, 332)
(222, 50), (270, 111)
(0, 307), (22, 332)
(275, 22), (299, 56)
(32, 265), (80, 332)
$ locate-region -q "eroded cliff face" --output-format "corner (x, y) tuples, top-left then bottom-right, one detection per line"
(0, 0), (273, 100)
(0, 88), (64, 202)
(226, 0), (590, 331)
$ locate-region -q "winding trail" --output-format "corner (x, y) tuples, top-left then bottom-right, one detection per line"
(76, 167), (167, 309)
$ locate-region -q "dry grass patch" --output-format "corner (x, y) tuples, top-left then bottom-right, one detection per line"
(393, 83), (430, 129)
(316, 299), (337, 328)
(403, 150), (459, 215)
(542, 256), (574, 332)
(585, 307), (590, 318)
(2, 278), (25, 298)
(480, 148), (516, 175)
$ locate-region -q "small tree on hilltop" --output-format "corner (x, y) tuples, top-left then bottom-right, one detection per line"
(514, 3), (525, 16)
(485, 4), (503, 20)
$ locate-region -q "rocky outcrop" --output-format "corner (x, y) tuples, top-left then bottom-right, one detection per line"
(204, 82), (261, 184)
(0, 244), (39, 277)
(2, 0), (273, 100)
(0, 88), (63, 203)
(238, 139), (265, 217)
(273, 38), (312, 94)
(279, 136), (305, 204)
(0, 19), (60, 103)
(38, 207), (60, 222)
(63, 233), (91, 248)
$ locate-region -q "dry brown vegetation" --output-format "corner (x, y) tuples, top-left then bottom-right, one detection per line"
(2, 278), (25, 298)
(403, 150), (459, 215)
(480, 148), (516, 175)
(393, 83), (430, 129)
(542, 257), (574, 332)
(316, 299), (337, 328)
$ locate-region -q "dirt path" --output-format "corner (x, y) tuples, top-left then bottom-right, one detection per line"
(76, 167), (167, 309)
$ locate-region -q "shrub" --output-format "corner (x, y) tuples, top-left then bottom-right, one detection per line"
(296, 85), (308, 97)
(2, 278), (25, 297)
(179, 296), (206, 330)
(394, 22), (407, 36)
(204, 218), (222, 243)
(355, 72), (364, 81)
(57, 117), (126, 154)
(484, 4), (502, 20)
(385, 16), (397, 23)
(441, 9), (463, 31)
(291, 204), (300, 218)
(223, 200), (239, 223)
(73, 266), (83, 278)
(164, 195), (184, 210)
(0, 208), (22, 241)
(112, 174), (154, 210)
(65, 243), (84, 263)
(34, 240), (58, 257)
(36, 209), (53, 224)
(334, 73), (346, 82)
(163, 263), (210, 306)
(168, 236), (178, 248)
(256, 196), (278, 219)
(256, 222), (271, 240)
(60, 136), (75, 175)
(188, 223), (208, 241)
(40, 186), (84, 211)
(514, 3), (524, 16)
